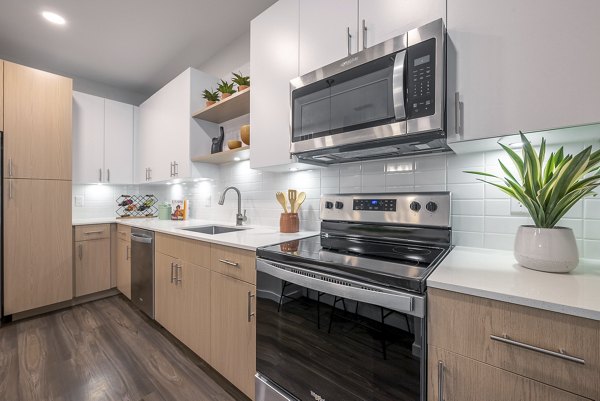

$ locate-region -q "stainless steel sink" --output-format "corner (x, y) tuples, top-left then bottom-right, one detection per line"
(181, 225), (250, 235)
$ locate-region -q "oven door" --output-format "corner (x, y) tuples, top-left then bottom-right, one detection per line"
(256, 258), (426, 401)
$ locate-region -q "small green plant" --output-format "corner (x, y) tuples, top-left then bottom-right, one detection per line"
(231, 72), (250, 87)
(465, 132), (600, 228)
(217, 79), (236, 95)
(202, 88), (220, 102)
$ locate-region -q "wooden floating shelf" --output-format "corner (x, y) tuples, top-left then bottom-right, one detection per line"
(191, 146), (250, 164)
(192, 87), (250, 123)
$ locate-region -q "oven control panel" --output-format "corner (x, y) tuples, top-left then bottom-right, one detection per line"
(320, 192), (451, 227)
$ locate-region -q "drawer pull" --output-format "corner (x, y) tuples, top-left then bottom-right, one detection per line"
(84, 230), (104, 235)
(219, 259), (239, 267)
(438, 360), (445, 401)
(490, 334), (585, 365)
(248, 291), (255, 322)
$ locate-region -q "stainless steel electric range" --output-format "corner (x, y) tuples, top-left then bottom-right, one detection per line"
(255, 192), (452, 401)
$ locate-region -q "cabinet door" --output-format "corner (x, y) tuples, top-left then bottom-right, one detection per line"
(177, 261), (211, 363)
(250, 0), (299, 170)
(359, 0), (445, 49)
(74, 238), (111, 297)
(447, 0), (600, 142)
(4, 179), (72, 314)
(116, 238), (132, 299)
(428, 346), (589, 401)
(72, 91), (105, 183)
(104, 99), (134, 184)
(210, 272), (256, 399)
(155, 252), (178, 334)
(0, 60), (4, 130)
(4, 62), (72, 180)
(299, 0), (358, 76)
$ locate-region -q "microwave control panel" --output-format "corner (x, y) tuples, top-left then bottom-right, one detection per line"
(406, 38), (436, 119)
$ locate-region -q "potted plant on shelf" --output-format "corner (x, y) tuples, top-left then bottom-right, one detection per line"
(202, 89), (220, 107)
(465, 132), (600, 273)
(217, 79), (236, 99)
(232, 72), (250, 91)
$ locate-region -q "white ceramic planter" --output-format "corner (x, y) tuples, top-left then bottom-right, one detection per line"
(514, 226), (579, 273)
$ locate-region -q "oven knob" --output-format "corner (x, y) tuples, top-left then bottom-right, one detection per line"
(426, 201), (438, 212)
(335, 201), (344, 209)
(325, 201), (334, 209)
(409, 201), (421, 212)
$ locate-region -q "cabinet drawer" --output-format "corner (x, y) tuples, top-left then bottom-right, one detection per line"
(428, 288), (600, 399)
(155, 233), (210, 268)
(211, 245), (256, 285)
(116, 224), (131, 242)
(74, 224), (110, 241)
(428, 346), (590, 401)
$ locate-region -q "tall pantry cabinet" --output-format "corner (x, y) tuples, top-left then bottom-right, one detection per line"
(2, 61), (73, 315)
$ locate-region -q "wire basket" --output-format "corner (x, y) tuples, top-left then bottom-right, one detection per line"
(116, 194), (159, 218)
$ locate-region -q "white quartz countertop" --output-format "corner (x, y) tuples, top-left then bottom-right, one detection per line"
(72, 217), (318, 251)
(427, 246), (600, 321)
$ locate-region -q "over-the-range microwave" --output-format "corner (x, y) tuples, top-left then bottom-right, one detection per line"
(290, 18), (448, 164)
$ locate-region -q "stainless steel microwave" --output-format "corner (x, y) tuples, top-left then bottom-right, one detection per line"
(290, 19), (448, 164)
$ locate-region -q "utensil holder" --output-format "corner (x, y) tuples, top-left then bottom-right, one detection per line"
(280, 213), (299, 233)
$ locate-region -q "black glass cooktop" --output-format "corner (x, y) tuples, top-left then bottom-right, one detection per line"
(257, 235), (450, 293)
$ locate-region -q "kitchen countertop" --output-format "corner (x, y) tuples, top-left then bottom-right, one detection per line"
(427, 246), (600, 321)
(72, 217), (318, 251)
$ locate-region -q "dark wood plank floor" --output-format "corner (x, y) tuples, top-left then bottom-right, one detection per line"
(0, 295), (249, 401)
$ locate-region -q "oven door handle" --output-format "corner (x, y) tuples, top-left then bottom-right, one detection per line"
(392, 49), (407, 121)
(257, 259), (419, 316)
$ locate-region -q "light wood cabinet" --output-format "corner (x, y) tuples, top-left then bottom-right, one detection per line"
(211, 244), (256, 285)
(116, 237), (131, 299)
(446, 0), (600, 143)
(156, 232), (211, 268)
(155, 251), (211, 363)
(74, 236), (111, 297)
(428, 288), (600, 400)
(3, 179), (72, 314)
(210, 271), (256, 400)
(3, 61), (72, 180)
(428, 346), (589, 401)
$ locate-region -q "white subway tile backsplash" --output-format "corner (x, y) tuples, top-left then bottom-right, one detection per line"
(72, 139), (600, 260)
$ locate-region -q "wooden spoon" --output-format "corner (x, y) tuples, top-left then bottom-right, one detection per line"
(293, 192), (306, 213)
(288, 189), (297, 214)
(276, 192), (288, 213)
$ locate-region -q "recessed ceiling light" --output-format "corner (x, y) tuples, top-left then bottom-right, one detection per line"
(234, 157), (241, 162)
(42, 11), (66, 25)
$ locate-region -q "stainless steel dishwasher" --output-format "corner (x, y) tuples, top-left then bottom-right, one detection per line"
(130, 228), (155, 319)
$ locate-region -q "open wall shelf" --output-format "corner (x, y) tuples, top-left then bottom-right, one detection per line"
(192, 87), (250, 123)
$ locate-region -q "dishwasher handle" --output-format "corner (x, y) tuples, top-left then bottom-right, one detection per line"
(131, 233), (153, 244)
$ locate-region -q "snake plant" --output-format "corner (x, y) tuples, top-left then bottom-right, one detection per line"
(217, 79), (236, 95)
(231, 72), (250, 87)
(202, 88), (220, 102)
(465, 132), (600, 228)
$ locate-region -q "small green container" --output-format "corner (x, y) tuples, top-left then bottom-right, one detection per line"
(158, 203), (172, 220)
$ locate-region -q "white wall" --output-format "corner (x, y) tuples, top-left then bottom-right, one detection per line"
(197, 31), (251, 81)
(73, 75), (147, 105)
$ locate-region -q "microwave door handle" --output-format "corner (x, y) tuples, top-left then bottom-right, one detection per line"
(393, 50), (407, 121)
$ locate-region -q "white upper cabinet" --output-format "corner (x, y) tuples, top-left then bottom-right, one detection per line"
(136, 68), (218, 183)
(73, 92), (105, 183)
(447, 0), (600, 144)
(73, 92), (135, 184)
(104, 99), (134, 184)
(250, 0), (301, 170)
(358, 0), (445, 49)
(299, 0), (358, 76)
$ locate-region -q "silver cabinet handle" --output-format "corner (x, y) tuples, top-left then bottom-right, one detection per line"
(126, 245), (130, 261)
(107, 169), (110, 183)
(219, 259), (239, 267)
(347, 27), (352, 56)
(148, 168), (152, 181)
(170, 162), (174, 177)
(99, 168), (102, 182)
(79, 244), (83, 260)
(247, 291), (255, 322)
(455, 92), (462, 135)
(438, 361), (445, 401)
(8, 158), (13, 177)
(174, 161), (178, 176)
(145, 168), (148, 181)
(170, 262), (175, 283)
(8, 180), (13, 200)
(176, 264), (182, 284)
(490, 334), (585, 365)
(84, 230), (103, 235)
(362, 19), (368, 50)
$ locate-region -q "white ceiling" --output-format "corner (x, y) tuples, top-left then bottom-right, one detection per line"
(0, 0), (276, 99)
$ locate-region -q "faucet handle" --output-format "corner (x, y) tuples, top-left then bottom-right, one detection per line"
(242, 209), (248, 222)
